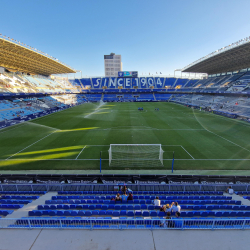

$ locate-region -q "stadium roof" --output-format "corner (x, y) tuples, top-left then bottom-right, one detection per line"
(182, 37), (250, 75)
(0, 35), (76, 76)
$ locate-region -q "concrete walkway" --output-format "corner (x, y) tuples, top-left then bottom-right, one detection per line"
(224, 193), (250, 206)
(6, 192), (57, 218)
(0, 107), (19, 112)
(0, 229), (249, 250)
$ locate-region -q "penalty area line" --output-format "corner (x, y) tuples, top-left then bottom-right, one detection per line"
(75, 146), (86, 160)
(181, 146), (195, 159)
(5, 132), (56, 160)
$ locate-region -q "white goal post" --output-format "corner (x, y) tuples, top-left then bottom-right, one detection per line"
(108, 144), (164, 167)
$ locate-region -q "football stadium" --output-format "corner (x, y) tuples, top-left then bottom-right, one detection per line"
(1, 1), (250, 249)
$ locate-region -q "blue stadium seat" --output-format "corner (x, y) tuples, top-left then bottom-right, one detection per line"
(78, 211), (85, 216)
(49, 211), (56, 216)
(85, 211), (92, 216)
(150, 211), (157, 217)
(113, 211), (120, 216)
(127, 211), (134, 216)
(132, 210), (140, 216)
(99, 210), (106, 216)
(142, 211), (150, 217)
(92, 210), (99, 216)
(120, 210), (127, 216)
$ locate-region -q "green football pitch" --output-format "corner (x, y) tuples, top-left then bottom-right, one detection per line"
(1, 101), (250, 172)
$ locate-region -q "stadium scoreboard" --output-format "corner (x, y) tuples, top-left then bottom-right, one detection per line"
(118, 71), (138, 78)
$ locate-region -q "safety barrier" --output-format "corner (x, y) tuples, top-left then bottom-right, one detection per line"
(0, 183), (249, 192)
(0, 218), (250, 230)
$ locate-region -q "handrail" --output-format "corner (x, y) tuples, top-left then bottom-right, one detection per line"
(0, 218), (249, 230)
(0, 183), (249, 192)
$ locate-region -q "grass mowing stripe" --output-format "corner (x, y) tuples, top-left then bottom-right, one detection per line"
(0, 123), (26, 133)
(5, 132), (56, 160)
(192, 109), (250, 154)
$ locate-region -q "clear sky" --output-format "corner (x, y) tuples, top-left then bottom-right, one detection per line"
(1, 0), (250, 78)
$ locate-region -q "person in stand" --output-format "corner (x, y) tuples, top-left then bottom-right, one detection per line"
(160, 205), (166, 212)
(165, 204), (172, 213)
(226, 186), (234, 194)
(121, 193), (128, 202)
(153, 196), (161, 206)
(160, 212), (173, 228)
(127, 192), (133, 201)
(115, 193), (122, 202)
(175, 211), (181, 218)
(122, 185), (127, 195)
(171, 202), (181, 214)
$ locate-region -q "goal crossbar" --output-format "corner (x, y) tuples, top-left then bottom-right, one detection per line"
(108, 144), (164, 167)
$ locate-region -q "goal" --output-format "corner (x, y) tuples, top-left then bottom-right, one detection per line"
(108, 144), (164, 167)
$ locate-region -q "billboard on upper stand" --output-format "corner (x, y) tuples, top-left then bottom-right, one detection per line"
(118, 71), (138, 78)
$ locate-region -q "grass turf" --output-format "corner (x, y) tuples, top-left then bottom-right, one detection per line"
(1, 101), (250, 172)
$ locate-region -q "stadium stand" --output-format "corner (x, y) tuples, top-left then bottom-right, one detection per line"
(2, 70), (250, 126)
(0, 188), (247, 229)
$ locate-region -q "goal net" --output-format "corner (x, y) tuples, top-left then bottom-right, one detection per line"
(108, 144), (164, 167)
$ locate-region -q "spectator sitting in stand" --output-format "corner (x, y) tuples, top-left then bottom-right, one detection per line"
(127, 192), (133, 201)
(166, 204), (172, 213)
(171, 202), (181, 214)
(153, 196), (161, 206)
(121, 193), (128, 202)
(160, 212), (173, 228)
(226, 186), (234, 195)
(175, 211), (181, 218)
(160, 205), (166, 212)
(115, 193), (122, 202)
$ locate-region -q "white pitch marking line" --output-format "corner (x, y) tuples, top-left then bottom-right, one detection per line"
(5, 131), (56, 160)
(193, 111), (250, 154)
(75, 146), (86, 160)
(181, 145), (195, 159)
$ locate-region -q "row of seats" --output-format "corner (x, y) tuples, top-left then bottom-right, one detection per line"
(0, 191), (46, 194)
(52, 195), (231, 200)
(1, 195), (39, 200)
(0, 200), (32, 204)
(0, 204), (23, 209)
(46, 199), (240, 205)
(0, 210), (14, 216)
(236, 192), (250, 195)
(38, 204), (249, 211)
(29, 210), (250, 217)
(58, 191), (224, 195)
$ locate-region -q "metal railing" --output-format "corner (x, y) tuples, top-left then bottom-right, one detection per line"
(0, 184), (249, 192)
(0, 218), (249, 230)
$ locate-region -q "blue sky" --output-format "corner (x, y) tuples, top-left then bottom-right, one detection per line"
(1, 0), (250, 77)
